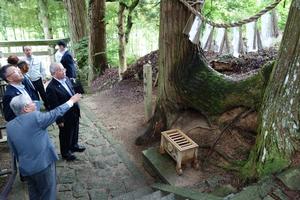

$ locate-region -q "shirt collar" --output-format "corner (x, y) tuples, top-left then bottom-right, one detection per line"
(54, 77), (66, 84)
(11, 83), (25, 90)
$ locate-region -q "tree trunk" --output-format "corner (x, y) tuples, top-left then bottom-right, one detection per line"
(118, 2), (127, 75)
(136, 0), (272, 144)
(125, 0), (140, 43)
(63, 0), (88, 43)
(38, 0), (53, 39)
(88, 0), (108, 83)
(243, 0), (300, 179)
(136, 0), (196, 144)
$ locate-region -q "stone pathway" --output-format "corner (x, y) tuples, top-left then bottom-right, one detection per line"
(8, 103), (151, 200)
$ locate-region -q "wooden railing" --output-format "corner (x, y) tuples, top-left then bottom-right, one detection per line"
(0, 38), (69, 47)
(0, 38), (70, 59)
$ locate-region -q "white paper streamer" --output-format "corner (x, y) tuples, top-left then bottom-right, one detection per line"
(189, 16), (202, 44)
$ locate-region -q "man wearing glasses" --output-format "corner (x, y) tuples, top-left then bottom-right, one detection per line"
(0, 64), (35, 121)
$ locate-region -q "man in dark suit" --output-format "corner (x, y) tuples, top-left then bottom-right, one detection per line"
(57, 41), (77, 79)
(57, 41), (85, 94)
(0, 64), (37, 121)
(46, 63), (85, 161)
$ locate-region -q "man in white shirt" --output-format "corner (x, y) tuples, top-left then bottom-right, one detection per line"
(23, 46), (49, 110)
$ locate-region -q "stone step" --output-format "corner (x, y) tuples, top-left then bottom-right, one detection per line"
(160, 193), (176, 200)
(112, 186), (153, 200)
(136, 190), (163, 200)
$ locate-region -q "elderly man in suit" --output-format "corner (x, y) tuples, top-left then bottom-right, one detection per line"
(7, 93), (81, 200)
(46, 63), (85, 161)
(0, 64), (38, 121)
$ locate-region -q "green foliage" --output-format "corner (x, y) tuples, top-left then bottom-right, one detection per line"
(73, 37), (89, 81)
(0, 0), (67, 40)
(203, 0), (291, 31)
(73, 37), (89, 69)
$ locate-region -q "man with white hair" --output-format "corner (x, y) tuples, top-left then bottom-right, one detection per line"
(6, 93), (82, 200)
(46, 63), (85, 161)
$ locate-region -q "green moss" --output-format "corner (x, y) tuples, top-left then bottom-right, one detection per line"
(241, 141), (291, 180)
(177, 52), (274, 115)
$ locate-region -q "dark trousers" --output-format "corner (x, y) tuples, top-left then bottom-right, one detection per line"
(58, 116), (79, 156)
(32, 78), (49, 109)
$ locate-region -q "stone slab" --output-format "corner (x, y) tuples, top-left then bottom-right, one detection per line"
(277, 167), (300, 191)
(142, 147), (201, 186)
(152, 183), (222, 200)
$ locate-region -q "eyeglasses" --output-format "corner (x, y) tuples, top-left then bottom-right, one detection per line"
(57, 68), (66, 72)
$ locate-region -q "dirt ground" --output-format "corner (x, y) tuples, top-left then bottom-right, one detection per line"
(84, 79), (156, 180)
(84, 76), (255, 191)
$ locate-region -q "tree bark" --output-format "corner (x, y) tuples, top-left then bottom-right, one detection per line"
(88, 0), (108, 83)
(63, 0), (88, 43)
(118, 2), (127, 74)
(136, 0), (196, 144)
(38, 0), (53, 39)
(125, 0), (140, 43)
(243, 0), (300, 179)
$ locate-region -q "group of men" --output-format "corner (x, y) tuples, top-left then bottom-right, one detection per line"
(1, 41), (85, 200)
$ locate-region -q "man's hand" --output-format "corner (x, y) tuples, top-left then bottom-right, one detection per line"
(70, 93), (82, 104)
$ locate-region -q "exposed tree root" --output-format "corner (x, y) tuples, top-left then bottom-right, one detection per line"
(203, 108), (255, 165)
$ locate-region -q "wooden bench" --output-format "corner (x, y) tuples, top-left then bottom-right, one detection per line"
(160, 129), (199, 175)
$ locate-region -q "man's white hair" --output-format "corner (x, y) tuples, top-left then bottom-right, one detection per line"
(49, 62), (63, 75)
(10, 94), (32, 116)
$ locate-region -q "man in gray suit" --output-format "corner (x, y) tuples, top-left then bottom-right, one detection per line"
(6, 93), (81, 200)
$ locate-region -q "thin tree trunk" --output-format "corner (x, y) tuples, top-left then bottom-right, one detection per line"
(118, 2), (127, 75)
(88, 0), (108, 83)
(125, 0), (140, 43)
(38, 0), (53, 39)
(244, 0), (300, 178)
(63, 0), (88, 43)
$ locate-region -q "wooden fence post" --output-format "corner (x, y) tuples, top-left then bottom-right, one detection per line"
(143, 64), (152, 122)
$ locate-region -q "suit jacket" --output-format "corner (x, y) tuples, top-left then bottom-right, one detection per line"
(46, 77), (80, 125)
(3, 84), (37, 121)
(60, 50), (77, 78)
(22, 76), (40, 101)
(6, 102), (71, 176)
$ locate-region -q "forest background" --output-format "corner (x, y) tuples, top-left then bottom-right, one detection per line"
(0, 0), (291, 71)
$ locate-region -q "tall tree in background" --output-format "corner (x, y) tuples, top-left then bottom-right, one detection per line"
(243, 0), (300, 178)
(38, 0), (53, 39)
(88, 0), (108, 82)
(118, 0), (139, 75)
(63, 0), (88, 43)
(118, 2), (127, 74)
